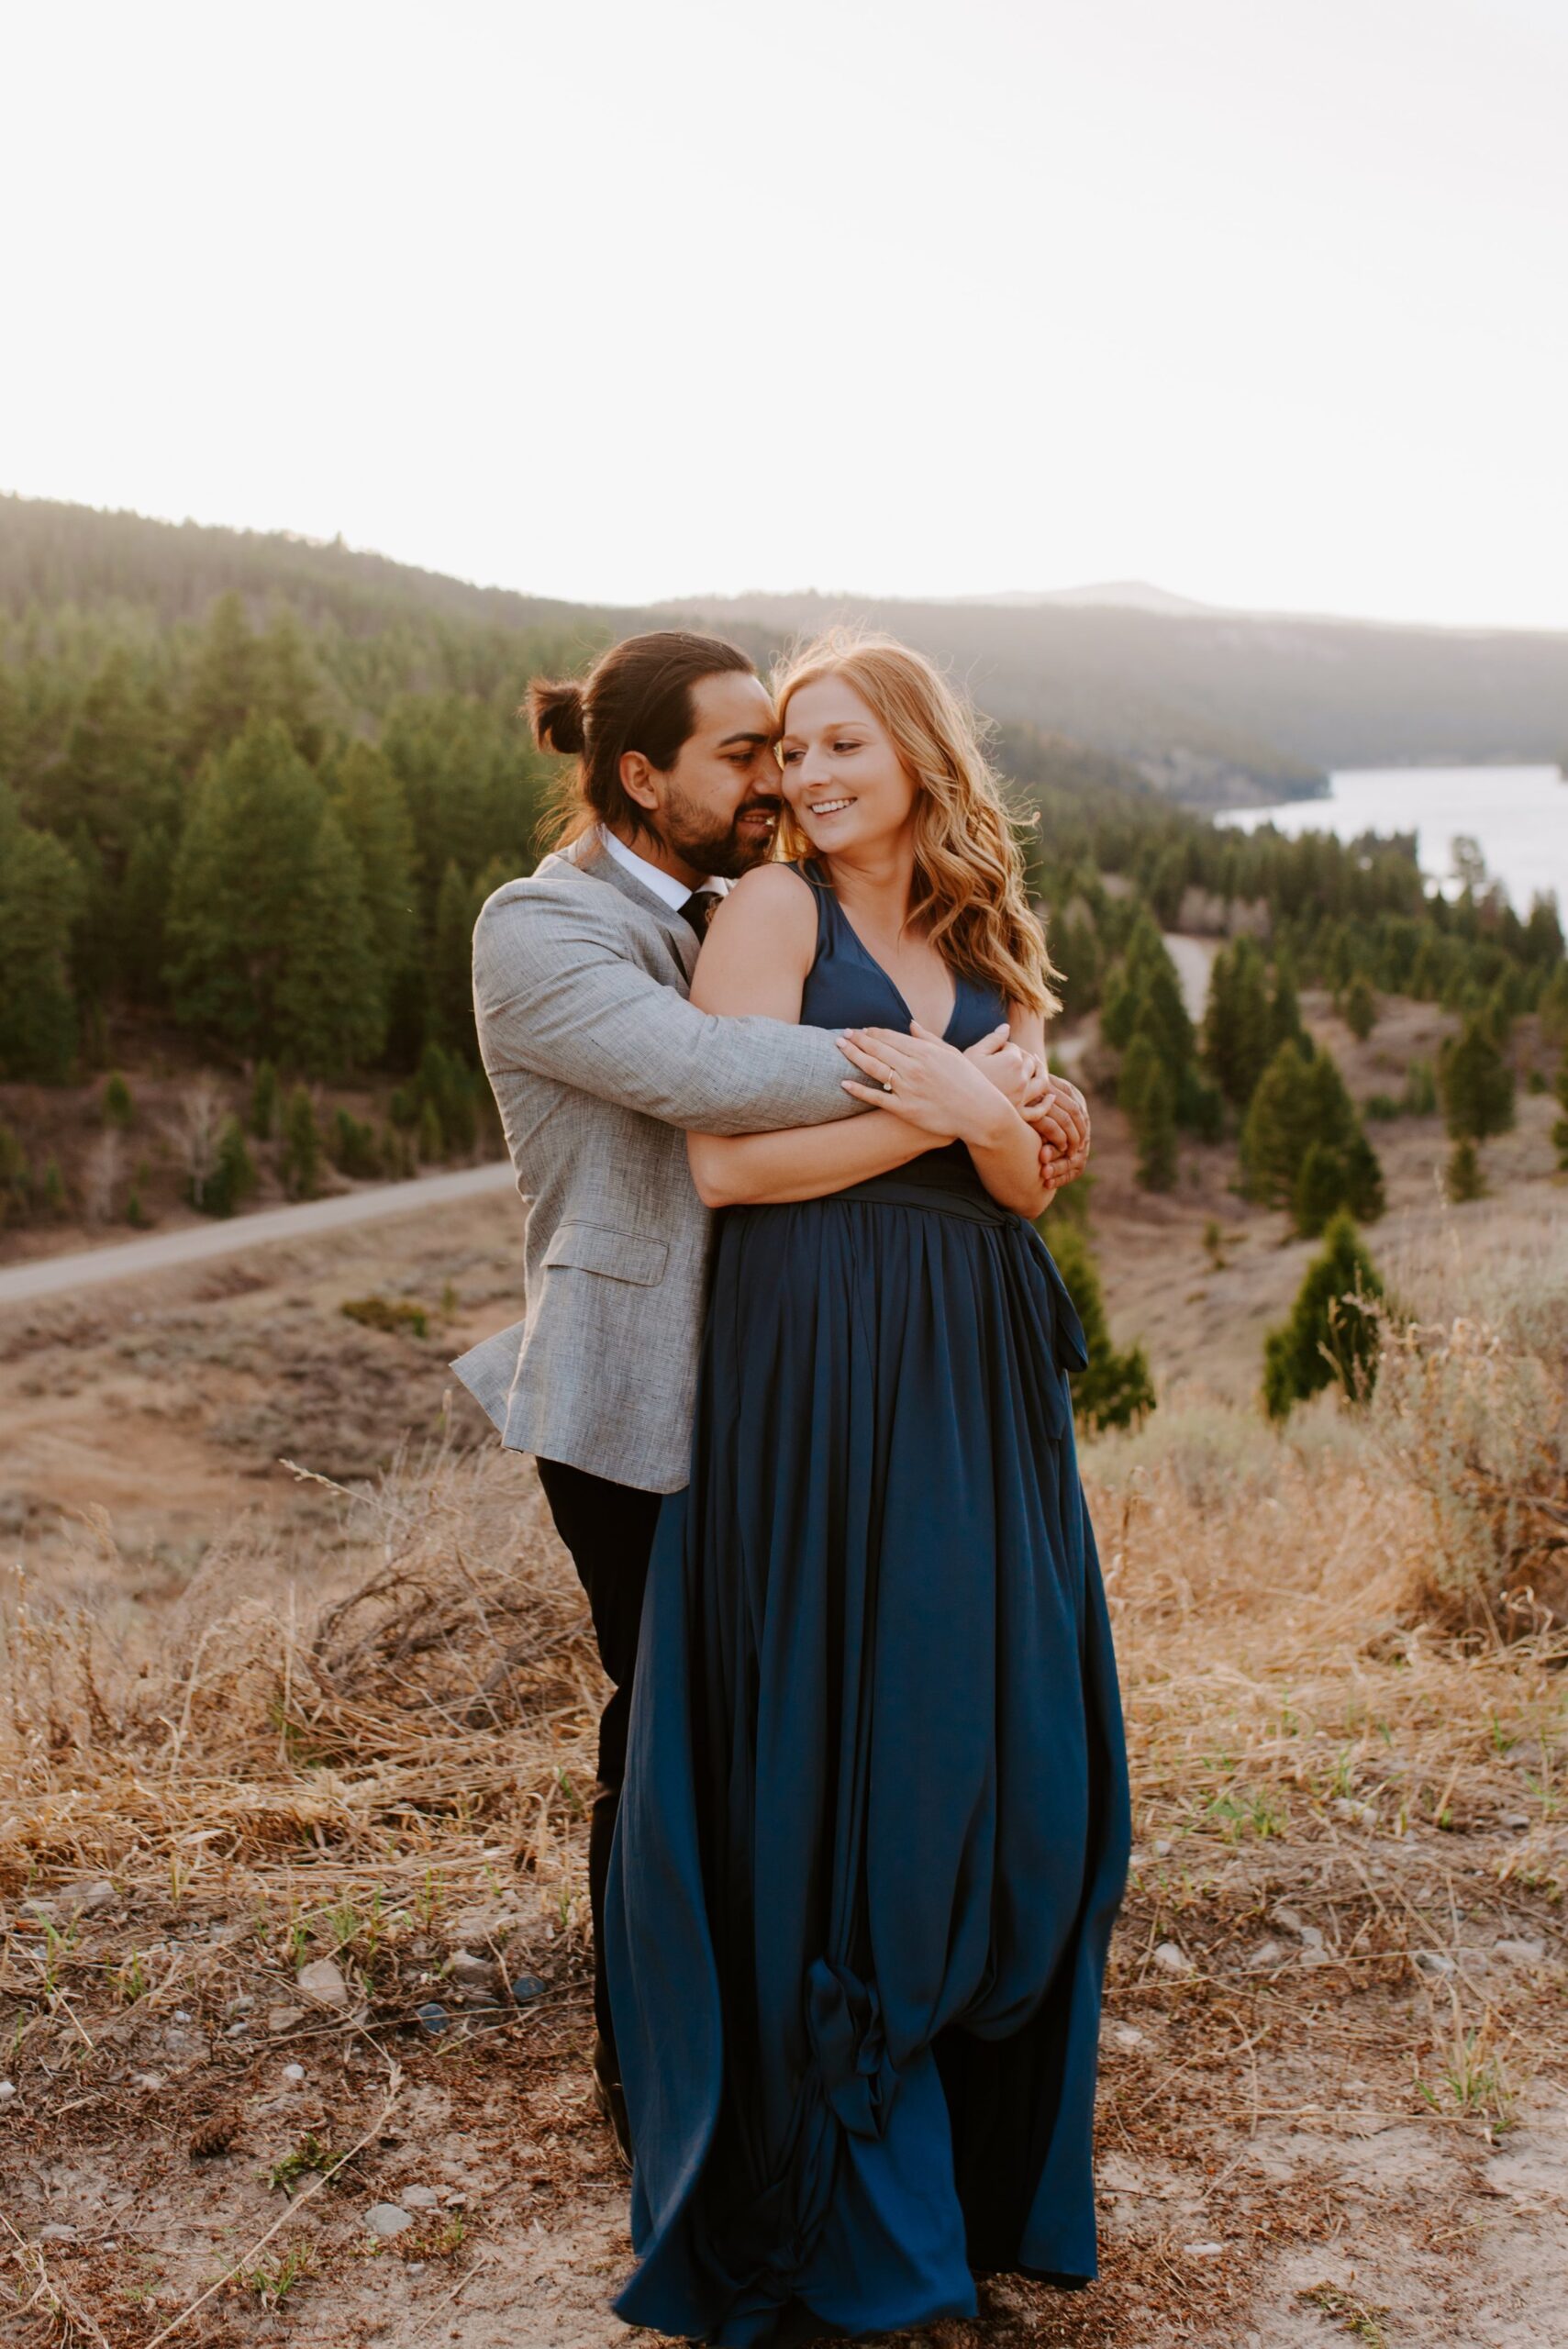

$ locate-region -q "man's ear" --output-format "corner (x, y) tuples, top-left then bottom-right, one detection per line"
(618, 751), (659, 814)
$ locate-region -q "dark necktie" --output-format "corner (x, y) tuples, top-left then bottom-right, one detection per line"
(680, 888), (721, 941)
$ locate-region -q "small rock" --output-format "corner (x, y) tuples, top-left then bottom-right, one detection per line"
(267, 2005), (306, 2034)
(400, 2184), (440, 2209)
(226, 1994), (255, 2015)
(1501, 1812), (1531, 1831)
(172, 2009), (193, 2024)
(61, 1880), (118, 1915)
(1152, 1941), (1195, 1976)
(406, 2260), (427, 2277)
(0, 2081), (14, 2100)
(1109, 2022), (1144, 2050)
(1151, 1837), (1173, 1857)
(509, 1974), (548, 2006)
(416, 2001), (450, 2035)
(296, 1957), (350, 2009)
(1248, 1939), (1284, 1970)
(1298, 1924), (1326, 1950)
(225, 2021), (249, 2038)
(366, 2202), (412, 2238)
(1494, 1937), (1547, 1966)
(445, 1949), (496, 1988)
(1414, 1950), (1457, 1977)
(1270, 1904), (1308, 1937)
(39, 2222), (76, 2243)
(131, 2071), (165, 2092)
(281, 2063), (306, 2084)
(20, 1898), (59, 1925)
(1329, 1798), (1375, 1827)
(448, 1909), (501, 1943)
(1183, 2240), (1226, 2259)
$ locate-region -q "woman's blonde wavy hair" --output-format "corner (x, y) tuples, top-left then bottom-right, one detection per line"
(772, 629), (1062, 1018)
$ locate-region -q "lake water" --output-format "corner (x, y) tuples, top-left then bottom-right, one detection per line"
(1218, 764), (1567, 916)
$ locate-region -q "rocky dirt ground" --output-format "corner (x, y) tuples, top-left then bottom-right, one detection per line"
(4, 990), (1566, 2348)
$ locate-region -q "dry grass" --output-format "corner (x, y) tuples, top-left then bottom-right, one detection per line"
(2, 1208), (1566, 2344)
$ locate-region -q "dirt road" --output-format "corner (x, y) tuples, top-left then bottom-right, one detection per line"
(0, 1161), (518, 1308)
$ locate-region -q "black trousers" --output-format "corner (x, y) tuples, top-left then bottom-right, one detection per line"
(535, 1457), (663, 2076)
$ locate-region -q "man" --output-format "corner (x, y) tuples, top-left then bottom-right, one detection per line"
(451, 629), (1087, 2157)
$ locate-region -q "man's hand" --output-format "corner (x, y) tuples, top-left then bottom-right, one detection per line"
(1026, 1074), (1091, 1194)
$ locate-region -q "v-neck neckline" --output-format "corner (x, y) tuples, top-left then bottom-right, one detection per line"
(808, 861), (961, 1043)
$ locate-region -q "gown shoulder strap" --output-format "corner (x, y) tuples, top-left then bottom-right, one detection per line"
(784, 858), (836, 963)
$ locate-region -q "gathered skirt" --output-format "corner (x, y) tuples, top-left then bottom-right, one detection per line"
(605, 1184), (1132, 2343)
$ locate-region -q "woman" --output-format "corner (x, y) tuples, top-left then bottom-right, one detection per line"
(604, 632), (1131, 2344)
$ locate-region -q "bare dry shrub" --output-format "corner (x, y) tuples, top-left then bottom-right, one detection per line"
(1371, 1314), (1568, 1636)
(1360, 1208), (1568, 1637)
(79, 1128), (123, 1223)
(161, 1074), (227, 1206)
(1085, 1392), (1568, 1916)
(0, 1442), (604, 1911)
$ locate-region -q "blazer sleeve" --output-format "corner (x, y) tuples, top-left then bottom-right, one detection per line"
(473, 884), (862, 1135)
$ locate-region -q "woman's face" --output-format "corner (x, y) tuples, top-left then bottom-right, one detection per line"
(777, 675), (918, 856)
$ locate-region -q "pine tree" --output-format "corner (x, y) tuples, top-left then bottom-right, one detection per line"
(0, 1119), (29, 1226)
(1262, 1213), (1384, 1421)
(329, 1110), (380, 1179)
(165, 719), (329, 1052)
(330, 741), (417, 979)
(1267, 948), (1307, 1054)
(1446, 1140), (1485, 1201)
(60, 648), (178, 875)
(250, 1059), (280, 1140)
(1120, 1032), (1178, 1191)
(1438, 1015), (1516, 1141)
(117, 825), (175, 1005)
(103, 1072), (133, 1128)
(273, 807), (386, 1074)
(1202, 935), (1273, 1108)
(1102, 914), (1194, 1072)
(198, 1118), (259, 1218)
(428, 860), (479, 1061)
(279, 1086), (320, 1200)
(182, 592), (264, 767)
(0, 784), (86, 1081)
(1044, 1221), (1157, 1432)
(1342, 974), (1377, 1041)
(1551, 1048), (1568, 1172)
(1240, 1039), (1383, 1219)
(1539, 963), (1568, 1048)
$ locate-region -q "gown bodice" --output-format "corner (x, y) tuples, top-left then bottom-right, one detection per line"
(792, 859), (1012, 1219)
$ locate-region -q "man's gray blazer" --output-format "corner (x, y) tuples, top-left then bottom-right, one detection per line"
(450, 833), (860, 1492)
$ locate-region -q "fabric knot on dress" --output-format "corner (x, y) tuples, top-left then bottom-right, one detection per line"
(805, 1958), (897, 2140)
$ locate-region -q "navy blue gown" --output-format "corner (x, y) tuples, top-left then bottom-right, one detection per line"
(605, 863), (1131, 2343)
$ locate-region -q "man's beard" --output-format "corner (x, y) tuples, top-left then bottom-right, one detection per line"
(658, 788), (780, 880)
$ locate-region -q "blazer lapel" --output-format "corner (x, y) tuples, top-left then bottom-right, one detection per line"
(563, 835), (721, 985)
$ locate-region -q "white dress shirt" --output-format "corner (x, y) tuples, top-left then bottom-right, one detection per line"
(598, 825), (724, 914)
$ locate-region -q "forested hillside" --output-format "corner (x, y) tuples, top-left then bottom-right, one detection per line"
(0, 495), (1562, 1142)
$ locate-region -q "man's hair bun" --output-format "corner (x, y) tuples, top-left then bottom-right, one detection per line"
(528, 678), (587, 756)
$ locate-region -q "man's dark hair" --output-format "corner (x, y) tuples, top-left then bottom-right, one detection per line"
(528, 630), (756, 847)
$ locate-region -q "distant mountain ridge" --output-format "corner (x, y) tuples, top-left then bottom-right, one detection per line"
(4, 495), (1566, 806)
(954, 581), (1219, 617)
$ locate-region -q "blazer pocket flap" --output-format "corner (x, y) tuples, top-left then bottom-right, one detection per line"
(543, 1221), (667, 1286)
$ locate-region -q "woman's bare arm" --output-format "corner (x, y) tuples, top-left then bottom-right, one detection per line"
(684, 867), (951, 1208)
(837, 1003), (1057, 1219)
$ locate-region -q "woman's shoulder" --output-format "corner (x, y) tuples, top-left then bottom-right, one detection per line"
(704, 861), (820, 953)
(716, 861), (820, 920)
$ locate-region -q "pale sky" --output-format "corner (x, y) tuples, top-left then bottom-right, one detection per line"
(5, 0), (1565, 628)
